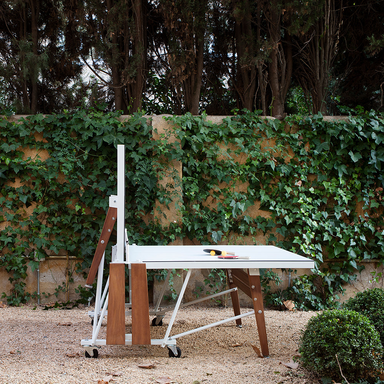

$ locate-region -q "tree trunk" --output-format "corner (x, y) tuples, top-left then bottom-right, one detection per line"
(161, 0), (207, 115)
(30, 0), (39, 114)
(267, 2), (292, 117)
(233, 0), (256, 111)
(294, 0), (343, 114)
(269, 48), (281, 116)
(268, 3), (284, 117)
(19, 5), (30, 112)
(257, 65), (268, 115)
(256, 5), (268, 115)
(128, 0), (147, 113)
(106, 0), (124, 112)
(184, 35), (204, 115)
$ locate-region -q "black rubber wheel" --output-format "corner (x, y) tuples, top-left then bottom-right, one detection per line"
(168, 346), (181, 358)
(151, 318), (163, 326)
(85, 349), (99, 358)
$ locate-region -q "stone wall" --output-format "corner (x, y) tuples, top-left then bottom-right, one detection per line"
(1, 114), (382, 306)
(0, 256), (86, 304)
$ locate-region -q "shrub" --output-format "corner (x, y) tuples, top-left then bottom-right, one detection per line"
(299, 309), (384, 382)
(343, 288), (384, 346)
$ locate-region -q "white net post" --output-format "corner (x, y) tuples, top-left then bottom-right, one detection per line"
(115, 144), (125, 263)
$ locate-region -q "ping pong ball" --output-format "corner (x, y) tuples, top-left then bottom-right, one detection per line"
(210, 250), (215, 256)
(222, 251), (227, 256)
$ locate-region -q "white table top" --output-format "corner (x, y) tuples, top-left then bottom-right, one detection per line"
(127, 245), (314, 270)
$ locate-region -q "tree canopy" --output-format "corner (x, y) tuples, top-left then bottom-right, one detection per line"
(0, 0), (383, 116)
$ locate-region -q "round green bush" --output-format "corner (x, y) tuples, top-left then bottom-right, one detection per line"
(299, 309), (384, 381)
(343, 288), (384, 345)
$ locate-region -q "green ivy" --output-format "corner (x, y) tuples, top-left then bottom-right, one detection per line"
(0, 109), (175, 304)
(1, 108), (384, 308)
(167, 109), (384, 309)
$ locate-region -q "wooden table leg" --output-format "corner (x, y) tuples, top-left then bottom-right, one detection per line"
(226, 270), (242, 327)
(131, 263), (151, 345)
(106, 263), (126, 345)
(248, 268), (269, 357)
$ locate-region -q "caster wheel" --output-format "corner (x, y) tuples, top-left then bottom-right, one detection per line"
(85, 349), (99, 358)
(151, 318), (163, 326)
(168, 347), (181, 358)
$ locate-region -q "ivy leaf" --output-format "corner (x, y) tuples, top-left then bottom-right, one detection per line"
(211, 231), (223, 243)
(267, 159), (276, 170)
(371, 132), (383, 144)
(349, 151), (362, 163)
(334, 163), (348, 177)
(334, 243), (345, 256)
(315, 141), (330, 154)
(28, 260), (40, 272)
(285, 216), (293, 225)
(371, 200), (380, 208)
(19, 195), (28, 204)
(1, 142), (18, 153)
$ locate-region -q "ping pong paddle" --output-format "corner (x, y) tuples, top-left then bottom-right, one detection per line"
(203, 249), (235, 256)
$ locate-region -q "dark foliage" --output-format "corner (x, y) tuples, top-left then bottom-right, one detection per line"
(343, 288), (384, 346)
(300, 309), (384, 382)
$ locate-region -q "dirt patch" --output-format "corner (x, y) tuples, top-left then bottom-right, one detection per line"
(0, 304), (320, 383)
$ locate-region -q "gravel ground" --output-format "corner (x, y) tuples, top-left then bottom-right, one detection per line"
(0, 303), (320, 384)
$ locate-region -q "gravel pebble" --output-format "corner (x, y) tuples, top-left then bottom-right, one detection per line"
(0, 304), (319, 383)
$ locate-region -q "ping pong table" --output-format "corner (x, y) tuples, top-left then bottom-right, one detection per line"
(80, 145), (315, 358)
